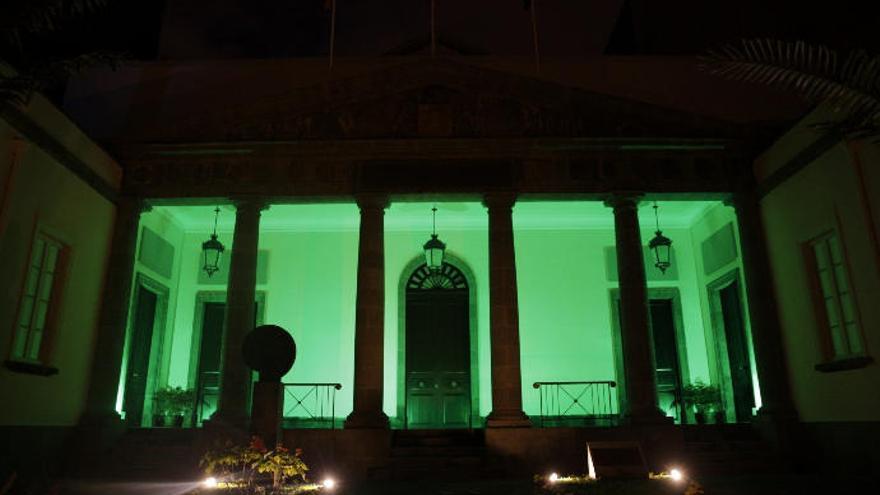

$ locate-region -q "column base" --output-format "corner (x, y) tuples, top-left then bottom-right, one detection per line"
(344, 410), (390, 429)
(78, 410), (125, 429)
(755, 405), (799, 424)
(623, 409), (673, 425)
(486, 409), (531, 428)
(205, 411), (251, 432)
(754, 406), (801, 453)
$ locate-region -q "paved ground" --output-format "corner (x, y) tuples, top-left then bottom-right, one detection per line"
(335, 476), (879, 495)
(50, 474), (880, 495)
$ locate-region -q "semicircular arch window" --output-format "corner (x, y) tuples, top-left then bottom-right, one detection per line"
(406, 263), (468, 290)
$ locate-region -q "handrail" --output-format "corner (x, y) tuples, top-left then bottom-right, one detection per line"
(532, 380), (619, 427)
(533, 380), (617, 388)
(285, 382), (343, 389)
(282, 382), (343, 429)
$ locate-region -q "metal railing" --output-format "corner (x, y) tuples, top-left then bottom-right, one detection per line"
(282, 382), (343, 429)
(532, 380), (618, 427)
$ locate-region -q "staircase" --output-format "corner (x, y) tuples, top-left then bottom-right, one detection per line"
(682, 424), (785, 476)
(379, 430), (501, 481)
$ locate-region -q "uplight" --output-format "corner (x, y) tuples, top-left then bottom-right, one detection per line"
(669, 468), (684, 482)
(203, 477), (218, 488)
(548, 472), (559, 483)
(322, 478), (336, 490)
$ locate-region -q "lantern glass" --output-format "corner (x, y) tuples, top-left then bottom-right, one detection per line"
(202, 234), (225, 277)
(649, 231), (673, 273)
(423, 234), (446, 271)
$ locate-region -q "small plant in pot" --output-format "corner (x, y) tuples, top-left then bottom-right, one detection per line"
(153, 388), (173, 427)
(169, 387), (195, 427)
(681, 380), (720, 424)
(154, 387), (195, 427)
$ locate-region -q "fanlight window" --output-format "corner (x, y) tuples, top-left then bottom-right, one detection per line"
(407, 263), (467, 290)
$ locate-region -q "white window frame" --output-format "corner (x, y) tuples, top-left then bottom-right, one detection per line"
(806, 230), (866, 361)
(10, 231), (67, 363)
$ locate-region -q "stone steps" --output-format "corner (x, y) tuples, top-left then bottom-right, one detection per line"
(681, 425), (785, 477)
(383, 429), (496, 481)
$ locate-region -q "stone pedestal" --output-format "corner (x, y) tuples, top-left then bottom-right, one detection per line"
(345, 195), (390, 429)
(80, 197), (150, 426)
(730, 191), (798, 423)
(214, 199), (267, 427)
(606, 194), (667, 423)
(484, 193), (530, 428)
(251, 381), (283, 447)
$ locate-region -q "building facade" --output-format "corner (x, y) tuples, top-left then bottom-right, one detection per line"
(1, 57), (878, 480)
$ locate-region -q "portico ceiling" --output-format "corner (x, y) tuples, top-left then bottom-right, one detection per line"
(153, 200), (718, 234)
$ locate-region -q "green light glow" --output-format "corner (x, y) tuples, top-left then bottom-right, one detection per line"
(124, 200), (760, 427)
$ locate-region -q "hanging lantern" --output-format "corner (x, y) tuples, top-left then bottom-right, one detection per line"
(202, 207), (225, 277)
(649, 201), (673, 274)
(423, 206), (446, 271)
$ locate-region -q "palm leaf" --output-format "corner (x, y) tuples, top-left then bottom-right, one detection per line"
(701, 39), (880, 138)
(0, 50), (123, 107)
(1, 0), (109, 51)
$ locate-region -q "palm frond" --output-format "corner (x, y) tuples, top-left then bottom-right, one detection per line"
(1, 0), (108, 51)
(0, 50), (124, 107)
(701, 39), (880, 138)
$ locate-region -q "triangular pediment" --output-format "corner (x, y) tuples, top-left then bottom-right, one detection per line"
(148, 58), (742, 142)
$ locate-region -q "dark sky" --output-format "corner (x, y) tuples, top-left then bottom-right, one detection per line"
(156, 0), (880, 59)
(15, 0), (880, 62)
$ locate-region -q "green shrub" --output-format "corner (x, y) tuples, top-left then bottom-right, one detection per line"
(200, 436), (308, 492)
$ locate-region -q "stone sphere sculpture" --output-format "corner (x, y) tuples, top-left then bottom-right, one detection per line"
(242, 324), (296, 382)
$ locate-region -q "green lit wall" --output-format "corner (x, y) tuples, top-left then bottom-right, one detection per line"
(512, 204), (714, 417)
(384, 208), (491, 418)
(132, 200), (754, 426)
(688, 203), (763, 417)
(117, 209), (186, 423)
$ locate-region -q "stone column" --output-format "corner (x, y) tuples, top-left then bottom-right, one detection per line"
(730, 191), (798, 422)
(605, 193), (666, 423)
(345, 195), (390, 428)
(214, 198), (267, 426)
(484, 193), (530, 428)
(81, 196), (150, 425)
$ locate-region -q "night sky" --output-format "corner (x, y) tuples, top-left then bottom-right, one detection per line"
(15, 0), (880, 62)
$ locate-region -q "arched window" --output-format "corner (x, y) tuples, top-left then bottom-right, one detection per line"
(406, 263), (468, 290)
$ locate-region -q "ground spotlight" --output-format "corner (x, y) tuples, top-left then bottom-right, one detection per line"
(669, 468), (684, 481)
(203, 477), (218, 488)
(322, 477), (336, 490)
(548, 472), (559, 483)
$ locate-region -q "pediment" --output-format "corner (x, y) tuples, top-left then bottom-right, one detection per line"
(150, 59), (741, 142)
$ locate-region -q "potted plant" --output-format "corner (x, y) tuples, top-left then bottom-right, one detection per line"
(681, 380), (720, 424)
(154, 387), (195, 427)
(169, 387), (195, 427)
(153, 388), (173, 427)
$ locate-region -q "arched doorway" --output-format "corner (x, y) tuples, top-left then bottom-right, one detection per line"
(404, 262), (472, 429)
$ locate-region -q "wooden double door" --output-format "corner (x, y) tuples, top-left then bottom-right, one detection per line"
(405, 288), (471, 429)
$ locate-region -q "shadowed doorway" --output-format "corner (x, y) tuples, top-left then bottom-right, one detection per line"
(708, 273), (756, 423)
(404, 263), (471, 429)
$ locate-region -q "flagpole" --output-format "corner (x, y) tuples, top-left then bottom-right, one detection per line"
(329, 0), (337, 72)
(531, 0), (540, 74)
(431, 0), (436, 57)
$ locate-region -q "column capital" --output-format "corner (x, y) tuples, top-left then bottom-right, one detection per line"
(482, 192), (517, 210)
(230, 197), (270, 213)
(603, 192), (644, 210)
(355, 194), (390, 211)
(117, 196), (152, 215)
(724, 189), (761, 212)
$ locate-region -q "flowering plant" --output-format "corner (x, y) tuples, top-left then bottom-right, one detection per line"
(200, 436), (308, 492)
